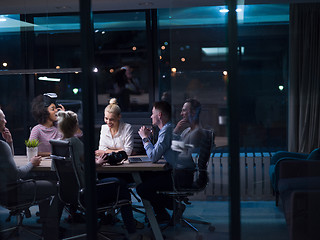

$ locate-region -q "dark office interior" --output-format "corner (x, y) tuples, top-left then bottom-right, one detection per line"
(1, 0), (320, 239)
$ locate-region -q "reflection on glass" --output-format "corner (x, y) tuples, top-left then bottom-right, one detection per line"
(93, 11), (149, 113)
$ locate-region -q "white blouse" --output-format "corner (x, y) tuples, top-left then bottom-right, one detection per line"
(98, 122), (134, 156)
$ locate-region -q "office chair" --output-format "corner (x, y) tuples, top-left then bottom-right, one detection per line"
(50, 139), (131, 240)
(0, 179), (46, 239)
(160, 129), (216, 235)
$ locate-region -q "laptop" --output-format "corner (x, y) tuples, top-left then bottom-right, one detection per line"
(129, 156), (152, 163)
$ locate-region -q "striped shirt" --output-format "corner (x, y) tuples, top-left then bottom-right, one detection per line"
(29, 124), (62, 153)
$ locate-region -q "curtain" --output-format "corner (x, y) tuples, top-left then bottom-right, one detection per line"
(288, 3), (320, 153)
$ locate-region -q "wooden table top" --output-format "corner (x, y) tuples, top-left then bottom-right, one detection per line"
(14, 155), (167, 172)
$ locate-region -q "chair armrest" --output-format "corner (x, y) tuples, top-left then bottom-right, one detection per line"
(1, 179), (37, 208)
(279, 160), (320, 179)
(78, 180), (123, 210)
(289, 190), (320, 239)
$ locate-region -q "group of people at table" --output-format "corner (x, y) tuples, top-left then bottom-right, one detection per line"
(0, 93), (206, 240)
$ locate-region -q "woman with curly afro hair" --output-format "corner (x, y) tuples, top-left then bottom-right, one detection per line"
(29, 93), (65, 156)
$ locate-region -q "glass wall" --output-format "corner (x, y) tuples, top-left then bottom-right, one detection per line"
(2, 1), (319, 240)
(0, 9), (155, 154)
(0, 5), (289, 152)
(158, 7), (228, 136)
(158, 3), (290, 240)
(237, 3), (290, 240)
(0, 9), (82, 154)
(93, 11), (151, 114)
(158, 5), (289, 152)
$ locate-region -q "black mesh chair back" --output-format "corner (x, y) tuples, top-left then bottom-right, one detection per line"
(49, 139), (79, 206)
(0, 180), (44, 239)
(50, 139), (130, 239)
(161, 129), (216, 233)
(172, 129), (214, 192)
(194, 129), (214, 190)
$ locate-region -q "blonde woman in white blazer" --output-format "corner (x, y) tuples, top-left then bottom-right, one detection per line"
(95, 98), (134, 156)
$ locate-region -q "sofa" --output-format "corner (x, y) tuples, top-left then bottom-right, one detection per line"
(278, 160), (320, 240)
(269, 148), (320, 206)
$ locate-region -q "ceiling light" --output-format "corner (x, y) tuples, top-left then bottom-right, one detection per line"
(56, 6), (72, 10)
(202, 47), (228, 56)
(219, 9), (229, 13)
(38, 76), (61, 82)
(219, 8), (243, 13)
(138, 2), (154, 7)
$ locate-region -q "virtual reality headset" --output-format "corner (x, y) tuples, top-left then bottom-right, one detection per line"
(43, 93), (58, 107)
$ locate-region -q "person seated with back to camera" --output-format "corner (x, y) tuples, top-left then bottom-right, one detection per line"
(29, 93), (82, 157)
(0, 107), (64, 240)
(57, 110), (146, 240)
(137, 101), (186, 224)
(29, 93), (83, 223)
(172, 98), (207, 189)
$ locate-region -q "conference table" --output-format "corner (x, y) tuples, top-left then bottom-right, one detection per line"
(14, 155), (167, 240)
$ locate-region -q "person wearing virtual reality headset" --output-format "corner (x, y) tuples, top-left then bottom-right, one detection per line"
(29, 93), (82, 157)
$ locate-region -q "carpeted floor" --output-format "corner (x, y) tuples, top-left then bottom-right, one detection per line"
(0, 200), (289, 240)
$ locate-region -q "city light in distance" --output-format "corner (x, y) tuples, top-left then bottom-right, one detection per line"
(109, 68), (114, 73)
(56, 66), (60, 69)
(278, 85), (284, 91)
(161, 46), (166, 50)
(2, 62), (8, 67)
(181, 58), (186, 62)
(132, 46), (137, 51)
(171, 68), (177, 73)
(223, 71), (228, 76)
(93, 67), (98, 72)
